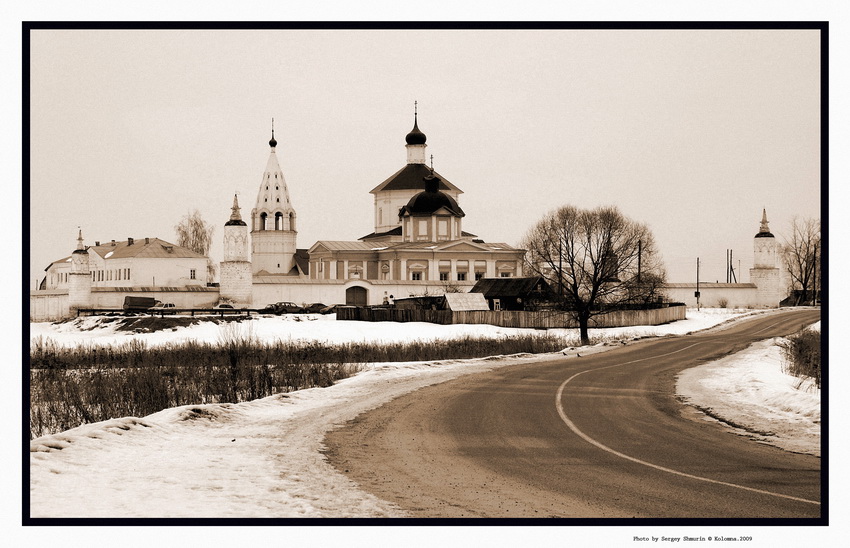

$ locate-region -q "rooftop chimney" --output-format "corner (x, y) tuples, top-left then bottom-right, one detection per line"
(128, 237), (134, 245)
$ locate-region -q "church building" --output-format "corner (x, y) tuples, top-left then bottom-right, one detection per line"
(226, 110), (526, 308)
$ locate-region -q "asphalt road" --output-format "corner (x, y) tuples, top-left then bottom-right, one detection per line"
(324, 309), (822, 519)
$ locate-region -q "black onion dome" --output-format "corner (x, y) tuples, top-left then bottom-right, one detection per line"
(403, 174), (464, 217)
(225, 218), (247, 226)
(405, 119), (427, 145)
(754, 231), (774, 238)
(269, 133), (278, 148)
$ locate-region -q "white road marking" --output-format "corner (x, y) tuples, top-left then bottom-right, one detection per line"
(554, 342), (821, 506)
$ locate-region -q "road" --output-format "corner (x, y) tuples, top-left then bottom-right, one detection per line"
(324, 309), (822, 519)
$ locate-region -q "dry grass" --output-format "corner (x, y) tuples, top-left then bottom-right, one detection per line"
(29, 326), (579, 439)
(779, 328), (821, 388)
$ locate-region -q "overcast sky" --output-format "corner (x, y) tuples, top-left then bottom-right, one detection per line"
(27, 27), (821, 287)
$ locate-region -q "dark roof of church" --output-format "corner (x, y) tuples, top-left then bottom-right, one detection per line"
(294, 248), (310, 275)
(369, 164), (461, 194)
(400, 187), (465, 217)
(359, 226), (403, 240)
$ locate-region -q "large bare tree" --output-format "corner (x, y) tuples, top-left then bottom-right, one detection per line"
(782, 216), (821, 305)
(175, 209), (216, 281)
(522, 205), (667, 345)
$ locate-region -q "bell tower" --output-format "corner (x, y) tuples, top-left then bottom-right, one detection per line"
(251, 120), (298, 275)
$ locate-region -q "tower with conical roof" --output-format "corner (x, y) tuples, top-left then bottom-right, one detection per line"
(68, 228), (92, 311)
(749, 209), (783, 307)
(250, 121), (298, 275)
(220, 194), (252, 305)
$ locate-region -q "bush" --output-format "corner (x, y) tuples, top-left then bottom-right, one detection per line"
(779, 328), (821, 388)
(29, 329), (580, 439)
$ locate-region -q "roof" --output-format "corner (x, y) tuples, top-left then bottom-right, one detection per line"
(60, 238), (207, 263)
(359, 226), (403, 240)
(293, 249), (310, 275)
(400, 187), (465, 217)
(663, 282), (757, 289)
(444, 292), (490, 311)
(369, 164), (461, 194)
(359, 227), (479, 241)
(470, 277), (550, 298)
(312, 238), (520, 254)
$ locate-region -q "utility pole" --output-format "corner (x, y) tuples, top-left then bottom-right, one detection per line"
(812, 243), (818, 305)
(637, 239), (642, 283)
(695, 257), (701, 311)
(729, 249), (738, 283)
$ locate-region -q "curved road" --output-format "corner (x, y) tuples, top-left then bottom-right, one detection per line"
(324, 309), (822, 518)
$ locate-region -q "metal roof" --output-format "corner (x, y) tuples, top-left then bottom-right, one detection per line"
(369, 164), (461, 194)
(87, 238), (206, 260)
(470, 277), (550, 298)
(444, 292), (490, 311)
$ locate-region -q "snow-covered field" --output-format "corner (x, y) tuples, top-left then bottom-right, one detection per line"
(27, 308), (820, 521)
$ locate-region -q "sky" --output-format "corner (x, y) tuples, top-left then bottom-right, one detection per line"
(26, 26), (823, 288)
(28, 311), (820, 528)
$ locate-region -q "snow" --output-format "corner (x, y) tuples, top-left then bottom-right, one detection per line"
(28, 308), (820, 519)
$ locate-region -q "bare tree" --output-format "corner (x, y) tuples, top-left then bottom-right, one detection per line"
(783, 216), (820, 305)
(522, 205), (667, 345)
(175, 209), (216, 281)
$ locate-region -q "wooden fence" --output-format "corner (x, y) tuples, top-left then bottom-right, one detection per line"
(336, 305), (686, 329)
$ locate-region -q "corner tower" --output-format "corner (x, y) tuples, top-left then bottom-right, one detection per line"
(220, 194), (252, 305)
(68, 228), (92, 311)
(251, 121), (298, 275)
(749, 209), (783, 307)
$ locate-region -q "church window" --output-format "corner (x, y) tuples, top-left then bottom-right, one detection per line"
(277, 198), (280, 202)
(190, 269), (196, 280)
(275, 212), (283, 230)
(438, 219), (448, 239)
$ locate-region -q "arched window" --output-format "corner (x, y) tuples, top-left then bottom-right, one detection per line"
(259, 212), (267, 231)
(275, 212), (283, 230)
(289, 212), (295, 232)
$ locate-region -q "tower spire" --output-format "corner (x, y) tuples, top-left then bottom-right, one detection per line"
(76, 227), (84, 250)
(269, 117), (277, 149)
(230, 193), (242, 222)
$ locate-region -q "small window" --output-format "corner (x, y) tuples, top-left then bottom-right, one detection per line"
(493, 299), (501, 311)
(190, 269), (196, 280)
(500, 272), (512, 278)
(475, 272), (484, 281)
(439, 272), (448, 281)
(457, 272), (466, 281)
(411, 272), (422, 281)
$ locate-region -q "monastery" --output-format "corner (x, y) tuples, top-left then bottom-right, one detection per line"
(32, 111), (528, 320)
(31, 111), (787, 321)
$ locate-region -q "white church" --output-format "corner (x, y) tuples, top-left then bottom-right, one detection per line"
(32, 112), (529, 320)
